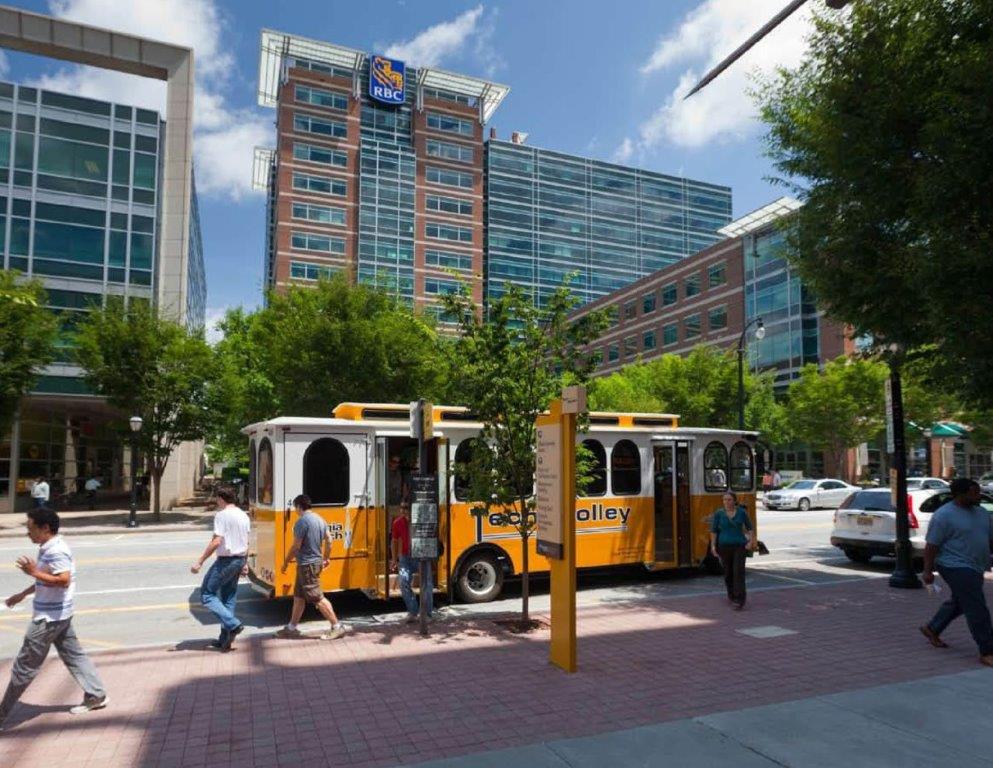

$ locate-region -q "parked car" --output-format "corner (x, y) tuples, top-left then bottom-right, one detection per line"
(830, 488), (993, 563)
(980, 473), (993, 494)
(763, 478), (859, 511)
(905, 477), (949, 493)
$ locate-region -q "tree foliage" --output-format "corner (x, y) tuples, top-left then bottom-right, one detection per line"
(784, 356), (888, 476)
(0, 271), (58, 436)
(441, 283), (609, 625)
(210, 276), (445, 463)
(74, 299), (216, 517)
(588, 346), (790, 445)
(757, 0), (993, 407)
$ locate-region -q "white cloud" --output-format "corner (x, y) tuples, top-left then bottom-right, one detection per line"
(204, 306), (228, 344)
(635, 0), (816, 149)
(29, 0), (270, 200)
(612, 137), (635, 164)
(384, 5), (485, 68)
(0, 51), (9, 78)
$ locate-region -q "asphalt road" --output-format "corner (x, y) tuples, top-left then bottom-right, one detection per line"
(0, 507), (899, 659)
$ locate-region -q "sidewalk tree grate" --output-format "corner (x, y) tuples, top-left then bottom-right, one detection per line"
(735, 625), (798, 638)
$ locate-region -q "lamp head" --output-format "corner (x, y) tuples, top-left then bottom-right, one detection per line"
(754, 318), (766, 341)
(129, 415), (143, 433)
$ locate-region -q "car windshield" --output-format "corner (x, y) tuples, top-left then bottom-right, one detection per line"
(906, 479), (923, 489)
(786, 480), (816, 490)
(840, 491), (893, 511)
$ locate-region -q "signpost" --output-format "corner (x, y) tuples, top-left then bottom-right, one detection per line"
(410, 399), (437, 635)
(537, 385), (584, 673)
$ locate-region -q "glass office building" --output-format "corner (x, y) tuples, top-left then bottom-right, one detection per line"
(1, 80), (206, 507)
(485, 140), (732, 309)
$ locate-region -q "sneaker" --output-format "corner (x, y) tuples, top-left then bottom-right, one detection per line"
(275, 626), (303, 639)
(221, 624), (244, 651)
(980, 654), (993, 667)
(320, 625), (347, 641)
(70, 695), (109, 715)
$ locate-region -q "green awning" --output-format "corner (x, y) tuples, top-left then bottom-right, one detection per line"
(930, 422), (968, 437)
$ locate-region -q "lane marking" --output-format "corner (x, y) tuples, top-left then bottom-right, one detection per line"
(757, 571), (817, 586)
(74, 583), (202, 597)
(0, 536), (208, 552)
(0, 554), (191, 570)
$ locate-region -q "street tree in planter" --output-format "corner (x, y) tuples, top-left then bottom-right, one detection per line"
(441, 283), (609, 628)
(75, 299), (217, 519)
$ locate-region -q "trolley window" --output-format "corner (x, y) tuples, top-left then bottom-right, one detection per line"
(703, 441), (729, 491)
(303, 438), (349, 505)
(730, 442), (754, 492)
(453, 439), (477, 502)
(581, 439), (607, 497)
(257, 437), (273, 505)
(611, 440), (641, 495)
(248, 438), (257, 504)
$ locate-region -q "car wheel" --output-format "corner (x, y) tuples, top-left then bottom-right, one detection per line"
(798, 498), (811, 512)
(456, 551), (504, 603)
(843, 547), (872, 564)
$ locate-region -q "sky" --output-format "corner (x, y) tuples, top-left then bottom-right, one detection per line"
(1, 0), (818, 336)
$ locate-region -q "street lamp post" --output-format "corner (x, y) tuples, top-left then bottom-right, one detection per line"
(737, 317), (765, 430)
(127, 415), (142, 529)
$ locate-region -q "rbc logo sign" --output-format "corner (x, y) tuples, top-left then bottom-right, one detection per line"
(369, 55), (405, 105)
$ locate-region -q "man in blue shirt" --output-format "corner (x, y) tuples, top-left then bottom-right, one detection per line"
(920, 478), (993, 665)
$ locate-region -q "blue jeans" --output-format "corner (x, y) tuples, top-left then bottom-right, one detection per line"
(200, 556), (245, 638)
(928, 566), (993, 656)
(398, 555), (433, 617)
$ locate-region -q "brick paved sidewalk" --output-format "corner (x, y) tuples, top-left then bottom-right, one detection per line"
(0, 577), (988, 767)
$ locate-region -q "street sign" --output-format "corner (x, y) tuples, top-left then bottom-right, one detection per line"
(410, 400), (433, 441)
(562, 385), (586, 415)
(410, 474), (438, 559)
(536, 422), (563, 559)
(884, 378), (895, 454)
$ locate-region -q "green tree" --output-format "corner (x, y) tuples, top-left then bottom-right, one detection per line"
(209, 276), (445, 465)
(441, 283), (609, 627)
(757, 0), (993, 408)
(588, 346), (790, 445)
(784, 357), (889, 478)
(75, 299), (216, 518)
(0, 271), (58, 437)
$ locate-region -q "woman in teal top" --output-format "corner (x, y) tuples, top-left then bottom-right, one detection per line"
(710, 491), (756, 609)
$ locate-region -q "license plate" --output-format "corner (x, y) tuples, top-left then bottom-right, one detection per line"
(856, 514), (873, 527)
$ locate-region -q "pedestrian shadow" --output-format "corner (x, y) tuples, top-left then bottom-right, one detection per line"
(0, 702), (69, 729)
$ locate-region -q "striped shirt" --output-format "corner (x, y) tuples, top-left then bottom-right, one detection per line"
(33, 535), (75, 622)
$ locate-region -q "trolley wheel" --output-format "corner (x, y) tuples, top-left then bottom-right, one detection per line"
(456, 551), (504, 603)
(798, 497), (811, 512)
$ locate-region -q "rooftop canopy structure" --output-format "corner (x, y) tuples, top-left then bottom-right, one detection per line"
(718, 196), (802, 239)
(257, 29), (509, 123)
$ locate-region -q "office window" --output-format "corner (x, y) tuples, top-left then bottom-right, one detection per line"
(623, 335), (637, 358)
(643, 330), (657, 351)
(426, 111), (474, 136)
(607, 343), (619, 362)
(708, 262), (727, 289)
(426, 166), (473, 189)
(623, 300), (637, 321)
(291, 232), (345, 254)
(292, 172), (346, 196)
(426, 195), (472, 216)
(425, 249), (472, 271)
(424, 278), (460, 295)
(295, 84), (348, 111)
(293, 143), (347, 167)
(426, 222), (473, 243)
(643, 292), (657, 314)
(293, 113), (347, 139)
(684, 313), (701, 339)
(425, 139), (473, 163)
(290, 261), (338, 281)
(662, 283), (677, 306)
(663, 323), (678, 347)
(685, 274), (701, 298)
(708, 305), (728, 331)
(291, 202), (346, 226)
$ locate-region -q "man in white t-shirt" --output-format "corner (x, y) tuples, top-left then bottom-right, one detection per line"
(0, 506), (107, 731)
(191, 488), (250, 652)
(31, 477), (50, 508)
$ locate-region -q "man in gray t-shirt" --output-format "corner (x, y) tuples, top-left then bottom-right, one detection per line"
(921, 479), (993, 665)
(275, 495), (347, 641)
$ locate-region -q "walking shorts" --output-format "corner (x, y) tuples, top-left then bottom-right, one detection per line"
(294, 562), (324, 604)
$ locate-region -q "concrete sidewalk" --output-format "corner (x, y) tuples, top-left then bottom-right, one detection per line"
(0, 508), (213, 538)
(0, 575), (990, 767)
(412, 669), (993, 767)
